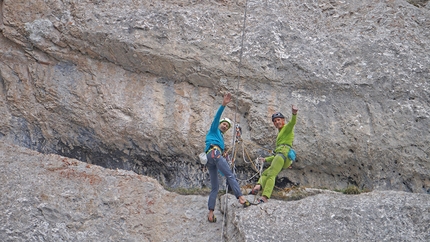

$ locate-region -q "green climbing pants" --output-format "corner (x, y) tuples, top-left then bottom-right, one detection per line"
(258, 154), (292, 199)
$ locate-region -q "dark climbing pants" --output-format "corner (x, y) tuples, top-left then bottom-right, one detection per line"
(207, 149), (243, 211)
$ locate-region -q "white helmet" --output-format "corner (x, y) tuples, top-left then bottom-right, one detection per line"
(219, 118), (232, 129)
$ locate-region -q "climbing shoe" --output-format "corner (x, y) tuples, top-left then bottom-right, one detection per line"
(249, 188), (259, 195)
(258, 196), (268, 204)
(208, 214), (217, 223)
(248, 185), (261, 195)
(242, 200), (251, 208)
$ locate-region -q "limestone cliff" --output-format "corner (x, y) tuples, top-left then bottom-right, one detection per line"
(0, 0), (429, 194)
(1, 141), (429, 241)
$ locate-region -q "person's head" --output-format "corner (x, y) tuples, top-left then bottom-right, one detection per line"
(271, 112), (285, 129)
(219, 118), (232, 133)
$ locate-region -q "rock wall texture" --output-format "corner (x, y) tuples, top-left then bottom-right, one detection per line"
(0, 141), (221, 242)
(1, 141), (429, 241)
(0, 0), (429, 192)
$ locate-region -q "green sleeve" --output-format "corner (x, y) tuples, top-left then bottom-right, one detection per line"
(275, 114), (296, 147)
(265, 114), (297, 162)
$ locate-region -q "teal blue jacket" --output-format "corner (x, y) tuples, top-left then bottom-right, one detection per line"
(205, 105), (226, 152)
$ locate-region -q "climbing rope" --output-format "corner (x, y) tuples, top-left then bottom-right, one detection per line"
(221, 0), (249, 240)
(223, 127), (267, 180)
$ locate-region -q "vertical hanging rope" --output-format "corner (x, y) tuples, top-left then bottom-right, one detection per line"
(221, 0), (249, 241)
(232, 0), (249, 133)
(230, 0), (249, 169)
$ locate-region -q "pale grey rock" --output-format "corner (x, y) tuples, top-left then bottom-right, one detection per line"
(0, 141), (223, 242)
(0, 0), (429, 195)
(1, 141), (429, 241)
(223, 190), (430, 242)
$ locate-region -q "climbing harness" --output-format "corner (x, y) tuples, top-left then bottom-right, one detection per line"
(274, 144), (297, 163)
(207, 145), (222, 154)
(276, 152), (287, 162)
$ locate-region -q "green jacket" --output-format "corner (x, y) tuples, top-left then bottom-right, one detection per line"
(265, 114), (297, 168)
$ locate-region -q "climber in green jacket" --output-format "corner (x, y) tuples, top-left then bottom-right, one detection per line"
(250, 105), (298, 203)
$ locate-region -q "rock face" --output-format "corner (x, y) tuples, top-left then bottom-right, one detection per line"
(0, 141), (220, 242)
(1, 141), (429, 241)
(223, 190), (430, 242)
(0, 0), (429, 193)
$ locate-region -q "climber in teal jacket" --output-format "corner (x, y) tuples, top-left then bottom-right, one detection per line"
(205, 93), (250, 223)
(250, 105), (298, 203)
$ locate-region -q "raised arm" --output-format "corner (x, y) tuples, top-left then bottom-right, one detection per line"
(222, 93), (232, 106)
(292, 104), (298, 115)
